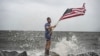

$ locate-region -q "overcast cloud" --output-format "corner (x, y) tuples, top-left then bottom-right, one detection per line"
(0, 0), (100, 31)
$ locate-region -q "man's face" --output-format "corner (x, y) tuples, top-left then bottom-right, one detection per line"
(47, 19), (51, 23)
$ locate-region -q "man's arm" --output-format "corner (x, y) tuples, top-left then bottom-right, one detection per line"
(46, 25), (56, 30)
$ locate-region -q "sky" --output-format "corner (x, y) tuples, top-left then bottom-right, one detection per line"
(0, 0), (100, 31)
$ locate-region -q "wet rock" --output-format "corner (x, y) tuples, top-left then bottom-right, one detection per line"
(76, 52), (99, 56)
(76, 53), (88, 56)
(40, 51), (60, 56)
(0, 51), (4, 56)
(88, 52), (99, 56)
(49, 51), (60, 56)
(18, 51), (27, 56)
(0, 51), (27, 56)
(0, 51), (18, 56)
(67, 54), (75, 56)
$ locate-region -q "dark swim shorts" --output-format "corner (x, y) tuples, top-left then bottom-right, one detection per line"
(45, 23), (51, 41)
(45, 33), (51, 41)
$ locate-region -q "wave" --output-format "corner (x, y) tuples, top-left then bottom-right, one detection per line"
(26, 35), (96, 56)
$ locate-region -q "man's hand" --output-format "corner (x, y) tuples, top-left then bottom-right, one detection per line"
(49, 25), (56, 29)
(54, 25), (56, 28)
(52, 25), (56, 28)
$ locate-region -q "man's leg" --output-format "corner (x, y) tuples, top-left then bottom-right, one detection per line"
(47, 40), (51, 50)
(45, 40), (51, 55)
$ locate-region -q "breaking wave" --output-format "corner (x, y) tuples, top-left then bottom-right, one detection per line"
(27, 35), (94, 56)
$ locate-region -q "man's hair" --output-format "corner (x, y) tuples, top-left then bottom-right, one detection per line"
(47, 17), (51, 20)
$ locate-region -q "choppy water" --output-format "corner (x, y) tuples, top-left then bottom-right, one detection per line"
(0, 31), (100, 56)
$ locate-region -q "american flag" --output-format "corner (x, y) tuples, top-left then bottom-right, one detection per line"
(60, 3), (86, 20)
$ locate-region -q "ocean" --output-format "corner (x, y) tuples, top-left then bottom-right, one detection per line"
(0, 31), (100, 56)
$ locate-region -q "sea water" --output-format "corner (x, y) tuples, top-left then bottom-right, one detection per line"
(0, 31), (100, 56)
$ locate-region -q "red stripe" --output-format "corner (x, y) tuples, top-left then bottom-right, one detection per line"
(60, 14), (84, 20)
(60, 7), (86, 20)
(60, 11), (85, 20)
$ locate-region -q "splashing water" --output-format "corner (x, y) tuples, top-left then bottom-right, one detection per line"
(28, 35), (83, 56)
(27, 50), (43, 56)
(51, 35), (80, 56)
(51, 35), (96, 56)
(1, 31), (99, 56)
(27, 35), (89, 56)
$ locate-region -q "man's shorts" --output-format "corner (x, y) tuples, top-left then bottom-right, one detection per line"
(45, 34), (51, 41)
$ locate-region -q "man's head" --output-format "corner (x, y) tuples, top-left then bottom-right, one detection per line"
(47, 17), (51, 23)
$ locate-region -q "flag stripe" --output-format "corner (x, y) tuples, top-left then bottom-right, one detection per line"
(61, 12), (84, 20)
(60, 10), (85, 20)
(60, 3), (86, 20)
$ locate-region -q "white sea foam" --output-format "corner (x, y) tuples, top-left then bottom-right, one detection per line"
(27, 50), (43, 56)
(51, 35), (88, 56)
(26, 35), (97, 56)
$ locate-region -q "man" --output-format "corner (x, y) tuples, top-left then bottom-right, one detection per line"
(45, 17), (56, 56)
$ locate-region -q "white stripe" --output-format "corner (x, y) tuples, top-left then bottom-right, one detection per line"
(72, 8), (85, 12)
(62, 12), (84, 18)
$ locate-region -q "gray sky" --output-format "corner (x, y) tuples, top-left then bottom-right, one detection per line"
(0, 0), (100, 31)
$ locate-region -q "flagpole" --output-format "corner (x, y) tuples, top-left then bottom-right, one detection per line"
(52, 15), (63, 31)
(52, 20), (60, 31)
(55, 20), (60, 26)
(48, 19), (61, 36)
